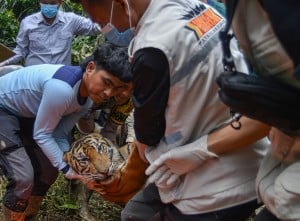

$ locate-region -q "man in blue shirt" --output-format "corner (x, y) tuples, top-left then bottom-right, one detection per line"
(0, 0), (100, 67)
(0, 42), (131, 221)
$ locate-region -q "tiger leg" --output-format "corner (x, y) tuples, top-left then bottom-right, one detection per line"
(77, 182), (97, 221)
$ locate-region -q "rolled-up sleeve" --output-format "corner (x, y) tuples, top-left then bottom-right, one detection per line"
(72, 14), (101, 35)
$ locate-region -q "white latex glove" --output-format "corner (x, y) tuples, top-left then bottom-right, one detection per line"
(146, 135), (218, 188)
(147, 164), (180, 189)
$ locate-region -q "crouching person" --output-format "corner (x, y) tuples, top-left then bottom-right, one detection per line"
(0, 42), (132, 221)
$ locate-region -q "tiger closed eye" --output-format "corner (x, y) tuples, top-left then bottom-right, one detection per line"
(64, 133), (131, 178)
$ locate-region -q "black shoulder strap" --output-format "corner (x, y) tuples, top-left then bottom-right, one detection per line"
(219, 0), (242, 129)
(224, 0), (239, 32)
(219, 0), (239, 72)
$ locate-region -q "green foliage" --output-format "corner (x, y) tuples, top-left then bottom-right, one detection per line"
(1, 0), (39, 21)
(62, 0), (84, 14)
(0, 10), (19, 48)
(71, 34), (105, 65)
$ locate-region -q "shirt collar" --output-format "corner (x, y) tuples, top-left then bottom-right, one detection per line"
(37, 10), (65, 25)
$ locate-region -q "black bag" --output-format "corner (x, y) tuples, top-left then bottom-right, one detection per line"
(216, 0), (300, 132)
(217, 71), (300, 131)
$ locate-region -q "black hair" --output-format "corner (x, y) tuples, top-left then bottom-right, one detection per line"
(80, 42), (132, 83)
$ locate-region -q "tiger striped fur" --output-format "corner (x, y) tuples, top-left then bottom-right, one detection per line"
(63, 133), (133, 181)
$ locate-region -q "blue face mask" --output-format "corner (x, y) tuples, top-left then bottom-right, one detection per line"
(40, 3), (59, 19)
(102, 23), (134, 47)
(102, 1), (135, 47)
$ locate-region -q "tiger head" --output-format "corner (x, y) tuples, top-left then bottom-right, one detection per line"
(63, 133), (125, 181)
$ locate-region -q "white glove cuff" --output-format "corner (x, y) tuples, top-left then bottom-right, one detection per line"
(198, 135), (218, 158)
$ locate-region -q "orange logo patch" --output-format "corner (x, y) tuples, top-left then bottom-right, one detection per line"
(187, 8), (222, 39)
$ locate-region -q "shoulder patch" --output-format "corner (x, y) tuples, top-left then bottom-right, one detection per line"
(186, 8), (222, 40)
(53, 66), (83, 87)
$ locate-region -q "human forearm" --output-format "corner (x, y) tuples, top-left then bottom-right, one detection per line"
(207, 116), (270, 154)
(146, 116), (270, 187)
(125, 111), (135, 143)
(3, 54), (23, 65)
(74, 14), (101, 35)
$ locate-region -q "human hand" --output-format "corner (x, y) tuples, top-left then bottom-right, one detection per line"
(85, 144), (148, 203)
(146, 164), (180, 189)
(146, 135), (218, 187)
(64, 167), (91, 183)
(269, 127), (300, 163)
(134, 140), (149, 163)
(85, 170), (121, 195)
(0, 60), (8, 67)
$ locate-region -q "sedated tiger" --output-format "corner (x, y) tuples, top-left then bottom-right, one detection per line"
(63, 132), (133, 181)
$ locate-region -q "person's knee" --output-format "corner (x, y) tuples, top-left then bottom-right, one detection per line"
(121, 201), (142, 221)
(16, 171), (34, 186)
(2, 166), (33, 212)
(6, 150), (35, 197)
(121, 208), (134, 221)
(13, 169), (35, 197)
(121, 203), (132, 220)
(121, 183), (165, 221)
(121, 201), (150, 221)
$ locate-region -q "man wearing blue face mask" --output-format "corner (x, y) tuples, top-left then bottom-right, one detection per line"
(101, 1), (135, 47)
(0, 0), (101, 67)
